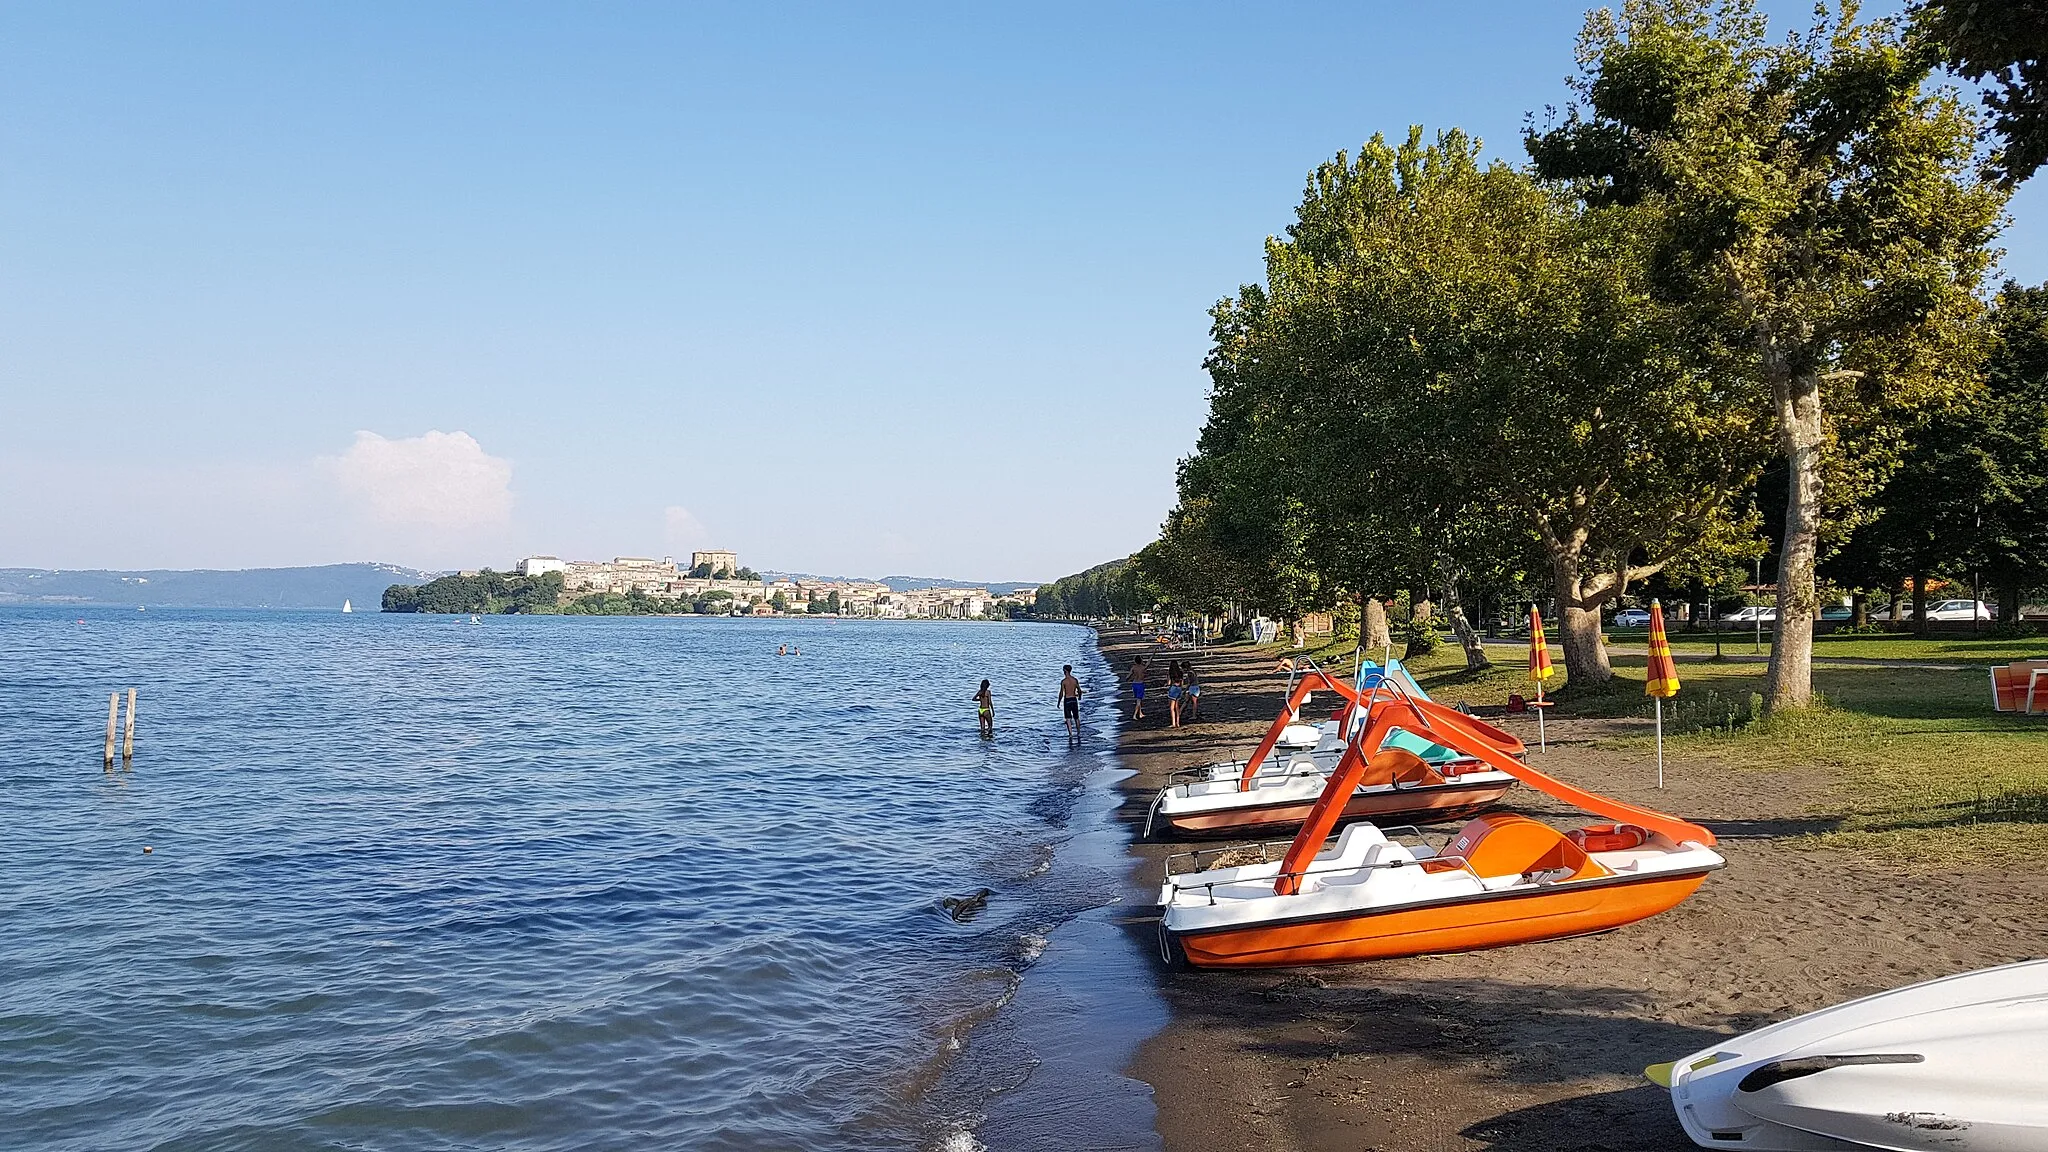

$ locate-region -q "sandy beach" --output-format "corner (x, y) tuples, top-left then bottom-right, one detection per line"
(1099, 627), (2048, 1151)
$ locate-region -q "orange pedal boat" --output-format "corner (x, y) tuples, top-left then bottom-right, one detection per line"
(1157, 685), (1722, 968)
(1148, 662), (1523, 839)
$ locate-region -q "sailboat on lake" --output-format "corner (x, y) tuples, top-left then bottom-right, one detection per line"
(341, 600), (353, 613)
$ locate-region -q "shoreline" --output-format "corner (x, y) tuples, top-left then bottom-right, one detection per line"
(1094, 625), (2048, 1151)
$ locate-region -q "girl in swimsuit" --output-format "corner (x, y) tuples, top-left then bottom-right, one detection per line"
(1184, 664), (1201, 722)
(974, 679), (994, 738)
(1166, 660), (1184, 727)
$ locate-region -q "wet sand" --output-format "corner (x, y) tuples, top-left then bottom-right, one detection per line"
(1098, 627), (2048, 1151)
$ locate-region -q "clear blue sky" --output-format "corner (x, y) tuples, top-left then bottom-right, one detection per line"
(3, 2), (2041, 580)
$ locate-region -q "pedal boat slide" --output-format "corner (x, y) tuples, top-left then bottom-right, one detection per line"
(1148, 660), (1521, 839)
(1157, 685), (1723, 968)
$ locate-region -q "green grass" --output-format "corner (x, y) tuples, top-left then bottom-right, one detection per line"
(1599, 628), (2048, 664)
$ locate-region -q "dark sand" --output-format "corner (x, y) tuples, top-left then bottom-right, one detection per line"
(1099, 627), (2048, 1152)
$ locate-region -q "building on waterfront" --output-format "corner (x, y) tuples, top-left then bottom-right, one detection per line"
(560, 556), (683, 595)
(496, 553), (1006, 618)
(690, 550), (740, 576)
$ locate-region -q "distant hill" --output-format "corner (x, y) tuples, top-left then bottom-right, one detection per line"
(0, 564), (438, 609)
(763, 571), (1039, 595)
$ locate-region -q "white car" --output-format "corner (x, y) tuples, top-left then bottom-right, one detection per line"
(1925, 598), (1997, 622)
(1721, 606), (1777, 624)
(1613, 608), (1652, 627)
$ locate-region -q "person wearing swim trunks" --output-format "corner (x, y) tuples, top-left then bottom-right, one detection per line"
(974, 679), (994, 738)
(1058, 664), (1083, 740)
(1129, 656), (1147, 721)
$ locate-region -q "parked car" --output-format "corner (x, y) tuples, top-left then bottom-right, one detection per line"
(1925, 599), (1997, 622)
(1613, 608), (1652, 628)
(1721, 606), (1778, 624)
(1820, 604), (1854, 621)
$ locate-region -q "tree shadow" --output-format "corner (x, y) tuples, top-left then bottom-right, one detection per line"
(1699, 815), (1845, 839)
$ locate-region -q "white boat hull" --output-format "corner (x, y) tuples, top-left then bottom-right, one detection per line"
(1661, 959), (2048, 1151)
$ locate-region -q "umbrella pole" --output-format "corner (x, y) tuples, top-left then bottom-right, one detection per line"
(1536, 682), (1547, 752)
(1655, 696), (1665, 789)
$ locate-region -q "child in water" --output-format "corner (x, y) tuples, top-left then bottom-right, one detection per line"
(974, 679), (994, 738)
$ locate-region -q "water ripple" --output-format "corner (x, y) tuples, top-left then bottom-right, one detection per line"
(0, 609), (1118, 1150)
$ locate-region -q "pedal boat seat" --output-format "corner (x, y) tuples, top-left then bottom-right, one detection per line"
(1428, 813), (1611, 885)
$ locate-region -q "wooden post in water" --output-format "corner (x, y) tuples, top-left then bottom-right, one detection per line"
(104, 693), (119, 769)
(122, 688), (137, 763)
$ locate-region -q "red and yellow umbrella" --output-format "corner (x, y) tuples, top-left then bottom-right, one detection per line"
(1645, 600), (1681, 699)
(1528, 606), (1555, 684)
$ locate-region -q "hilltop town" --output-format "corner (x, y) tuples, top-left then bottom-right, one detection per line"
(390, 550), (1036, 618)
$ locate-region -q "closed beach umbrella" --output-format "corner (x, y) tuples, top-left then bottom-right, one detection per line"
(1528, 606), (1555, 684)
(1645, 600), (1680, 787)
(1528, 606), (1555, 750)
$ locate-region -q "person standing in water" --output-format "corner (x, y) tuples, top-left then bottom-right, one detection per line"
(1129, 656), (1148, 721)
(974, 679), (995, 738)
(1058, 664), (1083, 740)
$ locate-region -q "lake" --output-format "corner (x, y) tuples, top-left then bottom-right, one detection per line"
(0, 608), (1162, 1150)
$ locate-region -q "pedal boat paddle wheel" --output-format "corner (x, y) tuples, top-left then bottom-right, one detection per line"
(1157, 685), (1723, 968)
(1148, 660), (1522, 839)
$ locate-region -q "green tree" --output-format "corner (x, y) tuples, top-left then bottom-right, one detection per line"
(1833, 281), (2048, 623)
(1529, 0), (2008, 708)
(1193, 128), (1767, 681)
(381, 570), (564, 614)
(1913, 0), (2048, 184)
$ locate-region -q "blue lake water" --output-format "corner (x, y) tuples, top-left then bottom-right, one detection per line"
(0, 608), (1163, 1150)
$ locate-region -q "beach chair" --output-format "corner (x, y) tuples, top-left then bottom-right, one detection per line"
(1988, 660), (2048, 714)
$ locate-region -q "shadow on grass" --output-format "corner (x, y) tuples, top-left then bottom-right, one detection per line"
(1842, 788), (2048, 832)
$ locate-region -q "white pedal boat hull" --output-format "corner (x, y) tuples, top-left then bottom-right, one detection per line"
(1660, 959), (2048, 1151)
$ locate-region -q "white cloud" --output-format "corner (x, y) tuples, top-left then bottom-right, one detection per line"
(663, 504), (708, 554)
(330, 430), (513, 528)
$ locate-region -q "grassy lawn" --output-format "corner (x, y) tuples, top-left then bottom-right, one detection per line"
(1598, 628), (2048, 664)
(1247, 635), (2048, 861)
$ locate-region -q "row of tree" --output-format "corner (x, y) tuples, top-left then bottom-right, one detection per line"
(1133, 0), (2045, 713)
(381, 571), (567, 614)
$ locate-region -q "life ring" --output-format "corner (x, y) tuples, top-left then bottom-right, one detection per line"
(1568, 823), (1649, 853)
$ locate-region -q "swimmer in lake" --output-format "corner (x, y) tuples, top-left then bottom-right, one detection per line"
(974, 679), (994, 738)
(1058, 664), (1082, 740)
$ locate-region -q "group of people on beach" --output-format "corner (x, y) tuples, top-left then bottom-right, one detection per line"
(969, 653), (1199, 739)
(1126, 656), (1199, 726)
(969, 663), (1091, 742)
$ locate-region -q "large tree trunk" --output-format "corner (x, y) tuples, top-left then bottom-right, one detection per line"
(1406, 589), (1436, 659)
(1551, 552), (1613, 684)
(1765, 371), (1822, 713)
(1363, 598), (1391, 655)
(1999, 582), (2022, 626)
(1912, 573), (1928, 636)
(1850, 591), (1868, 627)
(1438, 564), (1491, 671)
